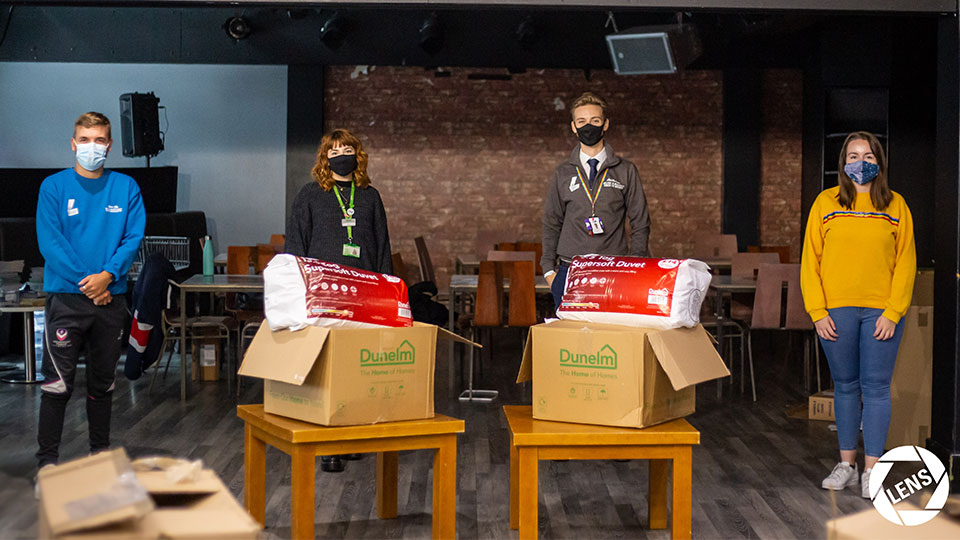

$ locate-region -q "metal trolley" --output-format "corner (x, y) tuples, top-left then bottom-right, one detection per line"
(128, 235), (190, 280)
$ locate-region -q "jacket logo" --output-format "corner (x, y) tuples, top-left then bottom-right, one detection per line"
(56, 328), (68, 341)
(67, 199), (79, 217)
(602, 178), (625, 190)
(569, 176), (580, 192)
(105, 205), (123, 213)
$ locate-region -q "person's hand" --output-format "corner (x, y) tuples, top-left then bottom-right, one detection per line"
(79, 271), (113, 299)
(545, 272), (556, 287)
(92, 290), (112, 306)
(814, 315), (838, 341)
(874, 315), (897, 341)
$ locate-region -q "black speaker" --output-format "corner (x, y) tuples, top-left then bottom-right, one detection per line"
(119, 92), (163, 158)
(605, 24), (701, 75)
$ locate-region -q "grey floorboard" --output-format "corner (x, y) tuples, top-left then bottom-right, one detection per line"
(0, 328), (873, 539)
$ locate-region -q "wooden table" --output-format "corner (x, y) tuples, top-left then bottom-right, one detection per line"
(176, 274), (263, 400)
(446, 274), (550, 396)
(504, 405), (699, 540)
(238, 404), (464, 540)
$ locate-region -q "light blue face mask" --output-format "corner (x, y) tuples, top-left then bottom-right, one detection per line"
(75, 142), (108, 172)
(843, 160), (879, 185)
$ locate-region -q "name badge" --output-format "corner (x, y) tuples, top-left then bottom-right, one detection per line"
(343, 243), (361, 258)
(341, 218), (357, 227)
(584, 216), (605, 236)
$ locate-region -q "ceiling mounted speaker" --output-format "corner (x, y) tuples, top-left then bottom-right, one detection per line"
(605, 24), (701, 75)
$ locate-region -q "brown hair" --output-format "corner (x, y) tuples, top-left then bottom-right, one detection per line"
(570, 92), (608, 120)
(836, 131), (892, 211)
(74, 112), (111, 139)
(310, 129), (371, 191)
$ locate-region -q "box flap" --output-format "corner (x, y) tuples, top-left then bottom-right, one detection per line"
(434, 326), (481, 348)
(134, 469), (222, 495)
(645, 325), (730, 390)
(516, 328), (534, 383)
(152, 509), (261, 539)
(237, 320), (329, 385)
(38, 449), (154, 536)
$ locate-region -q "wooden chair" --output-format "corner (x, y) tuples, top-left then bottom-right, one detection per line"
(486, 250), (536, 263)
(507, 260), (537, 328)
(693, 234), (738, 259)
(226, 246), (255, 275)
(461, 260), (503, 402)
(496, 242), (517, 251)
(254, 244), (278, 273)
(745, 263), (820, 401)
(269, 234), (285, 252)
(729, 252), (780, 322)
(515, 242), (543, 275)
(391, 252), (410, 284)
(414, 236), (437, 284)
(747, 245), (791, 264)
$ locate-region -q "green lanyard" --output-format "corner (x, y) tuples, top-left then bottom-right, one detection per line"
(333, 182), (356, 242)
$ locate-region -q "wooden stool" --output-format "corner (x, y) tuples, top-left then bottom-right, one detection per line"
(504, 405), (700, 539)
(238, 404), (464, 540)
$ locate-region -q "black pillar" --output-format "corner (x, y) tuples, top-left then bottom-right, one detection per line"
(721, 65), (762, 251)
(930, 14), (960, 490)
(285, 64), (325, 220)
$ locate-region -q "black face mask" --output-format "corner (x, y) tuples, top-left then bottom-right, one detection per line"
(328, 154), (358, 177)
(575, 123), (605, 146)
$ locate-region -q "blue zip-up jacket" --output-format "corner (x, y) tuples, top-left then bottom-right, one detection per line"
(36, 168), (146, 295)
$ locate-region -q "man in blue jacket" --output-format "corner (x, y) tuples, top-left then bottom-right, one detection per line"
(35, 112), (146, 469)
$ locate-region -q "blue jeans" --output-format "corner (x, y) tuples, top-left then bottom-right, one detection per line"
(819, 307), (905, 458)
(550, 263), (569, 314)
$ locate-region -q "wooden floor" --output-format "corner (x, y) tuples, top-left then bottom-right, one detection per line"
(0, 329), (871, 539)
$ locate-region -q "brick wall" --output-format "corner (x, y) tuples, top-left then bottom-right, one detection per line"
(759, 69), (803, 262)
(325, 65), (800, 285)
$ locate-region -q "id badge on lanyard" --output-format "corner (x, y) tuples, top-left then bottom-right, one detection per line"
(334, 182), (361, 258)
(577, 168), (608, 236)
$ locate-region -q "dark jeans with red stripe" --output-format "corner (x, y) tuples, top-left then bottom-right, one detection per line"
(36, 293), (127, 468)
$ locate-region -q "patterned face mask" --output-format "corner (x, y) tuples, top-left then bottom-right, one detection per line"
(843, 160), (879, 185)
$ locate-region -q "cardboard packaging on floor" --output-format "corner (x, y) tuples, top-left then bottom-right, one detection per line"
(808, 390), (836, 421)
(238, 320), (478, 426)
(516, 320), (730, 428)
(887, 269), (934, 448)
(190, 338), (220, 382)
(825, 495), (960, 539)
(37, 448), (260, 539)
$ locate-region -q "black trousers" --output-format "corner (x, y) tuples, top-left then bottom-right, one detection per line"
(36, 293), (127, 468)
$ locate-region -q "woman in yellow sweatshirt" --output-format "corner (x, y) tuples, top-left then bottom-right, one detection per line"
(800, 131), (916, 498)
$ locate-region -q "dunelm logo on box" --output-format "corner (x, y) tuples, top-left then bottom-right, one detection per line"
(360, 340), (415, 366)
(559, 344), (617, 369)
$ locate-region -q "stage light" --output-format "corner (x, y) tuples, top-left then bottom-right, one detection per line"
(419, 13), (443, 55)
(223, 16), (252, 41)
(320, 12), (347, 49)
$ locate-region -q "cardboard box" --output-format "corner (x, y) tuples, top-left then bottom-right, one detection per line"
(912, 268), (933, 306)
(37, 449), (261, 539)
(191, 339), (221, 382)
(825, 496), (960, 539)
(239, 320), (477, 426)
(516, 320), (730, 428)
(888, 305), (933, 448)
(808, 390), (836, 421)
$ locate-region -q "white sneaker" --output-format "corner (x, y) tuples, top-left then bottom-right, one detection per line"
(861, 469), (872, 499)
(822, 462), (858, 490)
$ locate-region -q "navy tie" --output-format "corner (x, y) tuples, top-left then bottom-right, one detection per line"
(587, 158), (599, 190)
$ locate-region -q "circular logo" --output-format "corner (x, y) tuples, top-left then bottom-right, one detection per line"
(658, 259), (680, 269)
(320, 282), (329, 290)
(870, 445), (948, 526)
(331, 283), (339, 291)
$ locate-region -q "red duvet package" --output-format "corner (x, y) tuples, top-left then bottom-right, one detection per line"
(264, 254), (413, 331)
(557, 255), (712, 330)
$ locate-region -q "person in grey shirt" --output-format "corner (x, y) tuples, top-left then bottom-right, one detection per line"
(541, 91), (651, 310)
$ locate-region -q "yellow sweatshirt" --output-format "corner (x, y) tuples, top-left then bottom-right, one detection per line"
(800, 186), (916, 324)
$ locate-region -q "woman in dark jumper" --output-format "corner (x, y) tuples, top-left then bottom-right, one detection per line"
(284, 128), (393, 472)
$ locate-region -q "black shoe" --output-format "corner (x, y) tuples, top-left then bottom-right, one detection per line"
(343, 453), (363, 461)
(321, 456), (345, 473)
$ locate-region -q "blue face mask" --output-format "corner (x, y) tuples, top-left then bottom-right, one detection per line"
(75, 141), (108, 172)
(843, 160), (879, 185)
